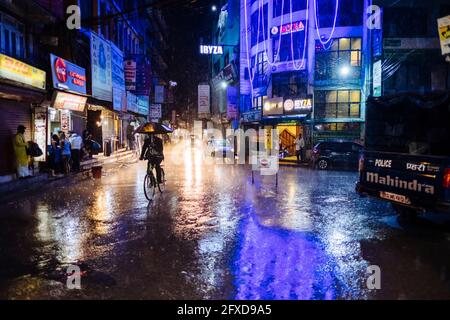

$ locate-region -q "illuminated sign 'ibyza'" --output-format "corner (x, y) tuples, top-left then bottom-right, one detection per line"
(200, 45), (224, 55)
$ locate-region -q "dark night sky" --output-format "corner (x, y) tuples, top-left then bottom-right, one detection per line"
(163, 0), (217, 113)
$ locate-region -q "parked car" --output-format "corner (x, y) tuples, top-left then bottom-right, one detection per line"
(311, 141), (363, 170)
(356, 92), (450, 219)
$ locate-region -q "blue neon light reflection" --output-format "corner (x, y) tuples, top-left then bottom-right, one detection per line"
(232, 217), (340, 300)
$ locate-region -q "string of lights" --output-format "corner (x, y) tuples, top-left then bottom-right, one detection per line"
(290, 0), (309, 70)
(314, 0), (339, 45)
(261, 0), (285, 66)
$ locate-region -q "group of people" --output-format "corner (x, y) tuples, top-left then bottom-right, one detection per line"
(47, 131), (83, 176)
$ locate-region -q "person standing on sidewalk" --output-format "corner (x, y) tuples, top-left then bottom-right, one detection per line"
(294, 133), (305, 163)
(13, 125), (30, 179)
(69, 131), (82, 172)
(60, 132), (71, 175)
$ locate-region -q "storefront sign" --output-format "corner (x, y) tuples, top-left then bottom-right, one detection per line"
(111, 43), (126, 111)
(90, 32), (112, 101)
(373, 60), (382, 97)
(199, 45), (224, 55)
(271, 20), (305, 37)
(438, 15), (450, 55)
(50, 54), (86, 94)
(283, 98), (312, 115)
(0, 54), (46, 90)
(263, 97), (283, 116)
(241, 110), (261, 123)
(124, 59), (136, 91)
(263, 97), (312, 117)
(34, 107), (47, 162)
(155, 85), (165, 103)
(226, 86), (238, 120)
(126, 91), (138, 113)
(198, 84), (210, 115)
(52, 91), (87, 112)
(150, 104), (162, 120)
(137, 95), (149, 116)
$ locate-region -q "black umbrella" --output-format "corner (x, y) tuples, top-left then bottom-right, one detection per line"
(133, 122), (173, 135)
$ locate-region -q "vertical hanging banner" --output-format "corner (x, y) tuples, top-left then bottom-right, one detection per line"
(34, 107), (47, 162)
(124, 59), (137, 91)
(154, 85), (165, 103)
(90, 32), (112, 101)
(198, 84), (210, 116)
(111, 43), (126, 111)
(226, 86), (238, 120)
(150, 104), (162, 121)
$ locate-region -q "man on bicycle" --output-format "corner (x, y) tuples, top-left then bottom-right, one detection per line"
(140, 134), (164, 183)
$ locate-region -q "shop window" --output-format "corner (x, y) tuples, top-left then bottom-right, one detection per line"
(317, 122), (361, 132)
(272, 71), (308, 98)
(315, 37), (362, 81)
(315, 90), (361, 119)
(251, 51), (268, 88)
(0, 13), (25, 59)
(273, 31), (307, 62)
(252, 95), (266, 110)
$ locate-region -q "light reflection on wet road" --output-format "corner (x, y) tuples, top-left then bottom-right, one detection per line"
(1, 143), (450, 299)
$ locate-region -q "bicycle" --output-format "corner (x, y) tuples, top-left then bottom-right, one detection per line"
(143, 161), (165, 201)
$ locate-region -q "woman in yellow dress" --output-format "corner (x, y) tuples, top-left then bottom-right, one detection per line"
(13, 125), (30, 178)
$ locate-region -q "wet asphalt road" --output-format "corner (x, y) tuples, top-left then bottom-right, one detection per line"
(1, 143), (450, 300)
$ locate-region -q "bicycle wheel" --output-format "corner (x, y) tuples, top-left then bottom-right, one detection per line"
(143, 173), (156, 201)
(157, 168), (166, 193)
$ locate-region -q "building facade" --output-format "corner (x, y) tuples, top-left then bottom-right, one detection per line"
(239, 0), (371, 156)
(0, 0), (169, 183)
(210, 0), (240, 132)
(372, 0), (450, 96)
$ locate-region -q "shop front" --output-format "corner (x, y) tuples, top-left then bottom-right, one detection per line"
(0, 54), (46, 182)
(262, 96), (313, 158)
(49, 54), (88, 137)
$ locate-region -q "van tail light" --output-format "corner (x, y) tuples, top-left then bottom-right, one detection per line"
(443, 168), (450, 189)
(359, 155), (365, 173)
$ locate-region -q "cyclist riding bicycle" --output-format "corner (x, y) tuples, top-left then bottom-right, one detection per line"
(140, 134), (164, 183)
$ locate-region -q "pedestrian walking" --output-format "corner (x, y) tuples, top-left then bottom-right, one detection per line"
(13, 125), (30, 179)
(69, 131), (82, 172)
(294, 133), (305, 163)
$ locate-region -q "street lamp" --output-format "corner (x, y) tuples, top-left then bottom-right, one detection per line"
(211, 5), (217, 12)
(339, 65), (351, 77)
(221, 81), (228, 90)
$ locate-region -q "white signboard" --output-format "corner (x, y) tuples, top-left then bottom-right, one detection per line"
(155, 85), (165, 103)
(373, 60), (382, 97)
(198, 84), (210, 115)
(150, 104), (162, 120)
(90, 32), (112, 101)
(438, 15), (450, 55)
(34, 107), (47, 162)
